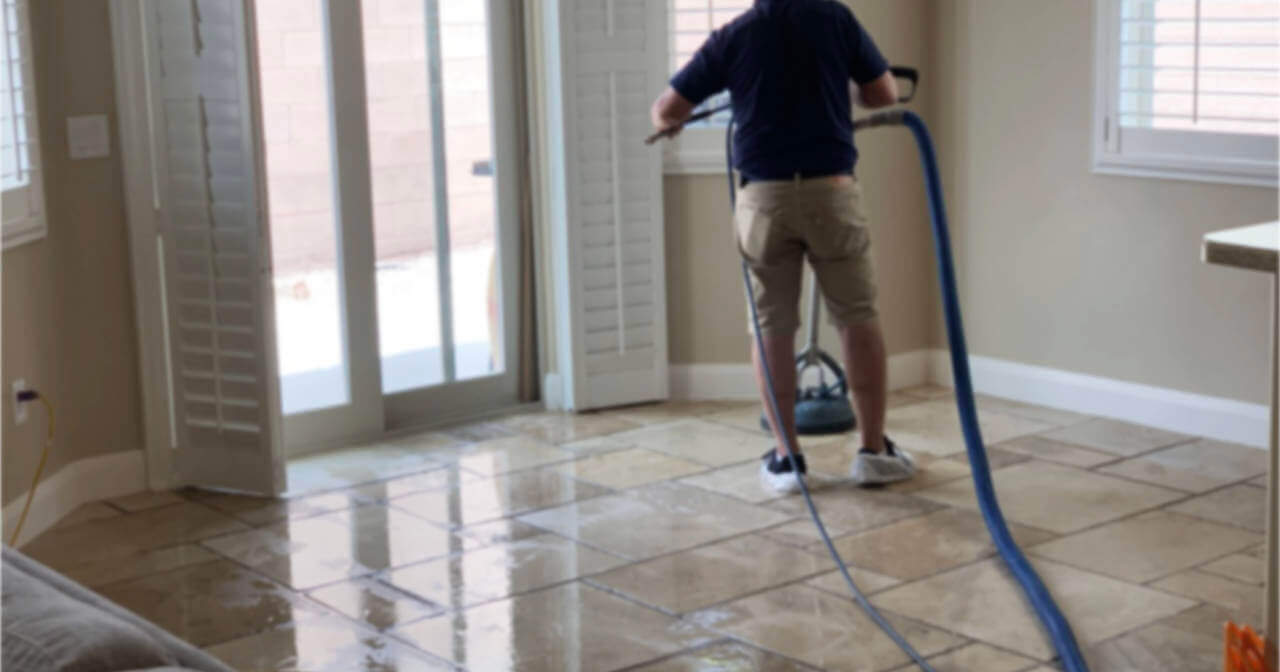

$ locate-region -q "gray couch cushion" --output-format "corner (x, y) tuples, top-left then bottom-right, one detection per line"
(2, 547), (234, 672)
(2, 559), (178, 671)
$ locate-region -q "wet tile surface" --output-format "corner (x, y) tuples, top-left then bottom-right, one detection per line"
(519, 482), (794, 560)
(872, 558), (1194, 660)
(396, 582), (713, 671)
(830, 508), (1056, 581)
(31, 395), (1271, 671)
(384, 533), (627, 607)
(590, 534), (833, 614)
(556, 447), (708, 489)
(691, 583), (964, 671)
(914, 461), (1183, 533)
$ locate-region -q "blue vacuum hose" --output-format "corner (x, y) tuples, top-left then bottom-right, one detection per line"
(726, 109), (1090, 671)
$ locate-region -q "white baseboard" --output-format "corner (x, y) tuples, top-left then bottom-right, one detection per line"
(925, 350), (1269, 449)
(667, 349), (1268, 449)
(669, 350), (934, 401)
(3, 450), (147, 547)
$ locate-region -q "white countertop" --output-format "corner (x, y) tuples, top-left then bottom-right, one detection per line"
(1202, 221), (1279, 273)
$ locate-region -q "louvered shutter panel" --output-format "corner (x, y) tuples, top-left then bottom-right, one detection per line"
(148, 0), (284, 494)
(546, 0), (669, 410)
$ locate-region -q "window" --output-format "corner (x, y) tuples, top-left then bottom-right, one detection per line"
(1094, 0), (1279, 186)
(664, 0), (750, 173)
(1, 0), (43, 248)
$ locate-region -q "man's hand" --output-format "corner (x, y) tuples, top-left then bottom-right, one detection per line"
(650, 87), (696, 141)
(855, 70), (899, 109)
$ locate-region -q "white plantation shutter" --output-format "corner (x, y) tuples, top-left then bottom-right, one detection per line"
(1095, 0), (1279, 185)
(146, 0), (284, 494)
(1, 0), (44, 248)
(545, 0), (669, 410)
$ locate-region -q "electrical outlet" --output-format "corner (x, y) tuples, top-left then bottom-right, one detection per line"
(12, 379), (28, 425)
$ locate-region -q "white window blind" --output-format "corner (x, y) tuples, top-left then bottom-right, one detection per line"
(1095, 0), (1279, 186)
(1, 0), (44, 248)
(669, 0), (749, 125)
(664, 0), (749, 172)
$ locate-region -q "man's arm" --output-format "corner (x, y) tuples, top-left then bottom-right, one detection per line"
(856, 70), (898, 109)
(651, 86), (697, 135)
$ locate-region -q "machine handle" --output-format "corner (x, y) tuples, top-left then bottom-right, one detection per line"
(890, 66), (919, 103)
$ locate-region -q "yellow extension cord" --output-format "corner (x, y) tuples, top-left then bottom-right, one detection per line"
(9, 395), (54, 547)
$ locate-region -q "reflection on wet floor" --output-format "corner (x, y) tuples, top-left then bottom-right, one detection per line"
(24, 389), (1269, 671)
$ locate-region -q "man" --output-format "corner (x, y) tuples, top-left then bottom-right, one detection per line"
(651, 0), (915, 492)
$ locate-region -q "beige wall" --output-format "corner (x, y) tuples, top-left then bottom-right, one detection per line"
(665, 0), (940, 365)
(2, 1), (143, 506)
(933, 0), (1277, 405)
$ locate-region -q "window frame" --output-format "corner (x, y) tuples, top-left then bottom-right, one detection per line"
(2, 0), (46, 249)
(663, 1), (748, 175)
(1091, 0), (1279, 188)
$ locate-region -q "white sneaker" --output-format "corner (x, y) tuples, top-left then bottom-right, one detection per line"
(851, 438), (916, 486)
(759, 449), (807, 495)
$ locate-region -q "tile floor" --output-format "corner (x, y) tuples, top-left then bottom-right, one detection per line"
(23, 387), (1269, 671)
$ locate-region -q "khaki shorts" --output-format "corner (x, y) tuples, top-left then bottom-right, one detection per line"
(735, 175), (877, 335)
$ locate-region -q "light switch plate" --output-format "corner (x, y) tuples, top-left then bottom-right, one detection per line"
(68, 114), (111, 159)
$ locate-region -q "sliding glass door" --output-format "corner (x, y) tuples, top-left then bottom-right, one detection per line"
(254, 0), (520, 454)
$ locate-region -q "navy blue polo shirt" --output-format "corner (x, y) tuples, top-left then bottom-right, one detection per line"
(670, 0), (888, 180)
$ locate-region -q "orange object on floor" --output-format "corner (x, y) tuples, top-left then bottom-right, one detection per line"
(1224, 622), (1272, 672)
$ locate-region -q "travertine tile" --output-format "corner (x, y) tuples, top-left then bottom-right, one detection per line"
(900, 385), (953, 401)
(944, 446), (1033, 470)
(286, 441), (452, 494)
(1198, 552), (1264, 585)
(205, 617), (451, 671)
(614, 418), (776, 467)
(62, 544), (220, 588)
(98, 559), (335, 647)
(871, 558), (1194, 660)
(1040, 418), (1191, 457)
(891, 642), (1037, 672)
(518, 482), (794, 560)
(52, 502), (121, 529)
(194, 488), (371, 526)
(606, 400), (753, 426)
(427, 434), (577, 477)
(24, 502), (248, 573)
(350, 465), (484, 501)
(498, 410), (639, 444)
(677, 460), (792, 504)
(388, 468), (611, 528)
(805, 566), (902, 596)
(1028, 511), (1260, 582)
(107, 490), (187, 512)
(396, 582), (713, 671)
(831, 508), (1056, 581)
(974, 395), (1091, 428)
(453, 517), (548, 546)
(590, 534), (833, 614)
(629, 640), (821, 671)
(1086, 603), (1233, 672)
(1150, 570), (1263, 623)
(306, 577), (443, 631)
(915, 461), (1182, 534)
(1098, 439), (1268, 493)
(557, 448), (707, 489)
(200, 505), (468, 589)
(760, 487), (940, 548)
(1165, 483), (1267, 533)
(883, 400), (1053, 457)
(991, 435), (1116, 468)
(691, 584), (963, 672)
(385, 534), (627, 607)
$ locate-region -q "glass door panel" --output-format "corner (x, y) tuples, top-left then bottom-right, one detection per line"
(254, 0), (347, 415)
